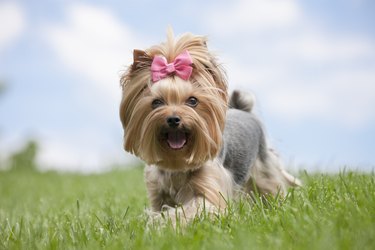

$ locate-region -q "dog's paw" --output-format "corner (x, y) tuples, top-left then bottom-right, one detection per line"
(145, 206), (190, 229)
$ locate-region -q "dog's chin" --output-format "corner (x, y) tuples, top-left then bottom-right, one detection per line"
(159, 127), (190, 151)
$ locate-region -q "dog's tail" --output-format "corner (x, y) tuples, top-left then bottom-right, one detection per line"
(229, 90), (255, 113)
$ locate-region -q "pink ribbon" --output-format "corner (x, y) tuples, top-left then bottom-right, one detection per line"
(151, 50), (193, 82)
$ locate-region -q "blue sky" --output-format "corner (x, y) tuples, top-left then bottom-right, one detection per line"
(0, 0), (374, 172)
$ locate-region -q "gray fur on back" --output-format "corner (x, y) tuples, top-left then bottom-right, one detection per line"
(218, 106), (268, 185)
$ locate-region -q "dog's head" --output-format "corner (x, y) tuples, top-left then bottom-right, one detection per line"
(120, 31), (227, 170)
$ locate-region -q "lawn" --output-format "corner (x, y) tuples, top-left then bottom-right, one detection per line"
(0, 167), (374, 250)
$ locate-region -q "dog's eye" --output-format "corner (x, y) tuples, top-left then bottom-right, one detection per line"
(186, 97), (198, 107)
(152, 99), (164, 109)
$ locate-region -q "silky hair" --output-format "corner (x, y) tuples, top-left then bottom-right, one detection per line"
(120, 31), (228, 170)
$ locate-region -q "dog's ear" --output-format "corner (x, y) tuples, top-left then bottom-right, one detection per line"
(131, 49), (151, 71)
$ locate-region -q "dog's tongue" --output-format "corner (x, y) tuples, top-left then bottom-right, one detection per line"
(167, 131), (186, 150)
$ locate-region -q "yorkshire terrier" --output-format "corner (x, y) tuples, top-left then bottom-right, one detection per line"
(120, 31), (300, 224)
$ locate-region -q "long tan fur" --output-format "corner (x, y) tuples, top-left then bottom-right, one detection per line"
(120, 31), (228, 170)
(119, 30), (299, 226)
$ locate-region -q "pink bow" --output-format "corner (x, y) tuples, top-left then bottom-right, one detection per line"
(151, 50), (193, 82)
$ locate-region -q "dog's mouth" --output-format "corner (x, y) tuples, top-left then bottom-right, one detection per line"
(161, 128), (189, 150)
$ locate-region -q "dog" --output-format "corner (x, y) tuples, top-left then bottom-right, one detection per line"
(119, 30), (300, 224)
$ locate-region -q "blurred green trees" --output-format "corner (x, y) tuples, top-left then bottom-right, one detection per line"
(0, 80), (6, 98)
(0, 81), (5, 95)
(0, 81), (38, 171)
(8, 140), (39, 171)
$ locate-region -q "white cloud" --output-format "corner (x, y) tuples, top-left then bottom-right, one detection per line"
(0, 129), (140, 173)
(0, 2), (25, 52)
(43, 3), (145, 101)
(39, 3), (146, 171)
(36, 130), (139, 173)
(206, 0), (375, 129)
(207, 0), (300, 34)
(279, 32), (375, 63)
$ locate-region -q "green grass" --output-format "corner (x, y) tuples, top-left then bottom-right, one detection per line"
(0, 167), (374, 250)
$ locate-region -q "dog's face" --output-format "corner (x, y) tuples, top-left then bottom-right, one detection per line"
(120, 33), (227, 170)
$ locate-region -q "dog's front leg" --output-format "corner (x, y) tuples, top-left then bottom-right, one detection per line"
(145, 162), (234, 226)
(148, 196), (217, 227)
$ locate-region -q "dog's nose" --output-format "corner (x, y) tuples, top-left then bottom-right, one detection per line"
(166, 116), (181, 128)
